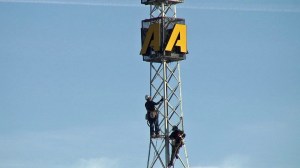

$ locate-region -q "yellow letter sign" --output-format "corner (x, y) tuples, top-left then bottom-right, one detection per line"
(165, 24), (187, 53)
(140, 23), (160, 55)
(140, 23), (187, 55)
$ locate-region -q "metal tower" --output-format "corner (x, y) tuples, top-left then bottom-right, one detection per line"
(140, 1), (189, 168)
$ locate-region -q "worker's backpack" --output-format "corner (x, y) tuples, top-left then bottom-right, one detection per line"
(147, 110), (158, 120)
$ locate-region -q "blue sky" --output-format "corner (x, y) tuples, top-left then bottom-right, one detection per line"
(0, 0), (300, 168)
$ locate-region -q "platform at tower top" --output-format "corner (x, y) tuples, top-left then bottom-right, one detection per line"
(141, 0), (184, 5)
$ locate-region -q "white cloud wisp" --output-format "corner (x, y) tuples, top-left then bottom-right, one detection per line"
(0, 0), (139, 7)
(1, 0), (300, 13)
(75, 157), (118, 168)
(191, 154), (250, 168)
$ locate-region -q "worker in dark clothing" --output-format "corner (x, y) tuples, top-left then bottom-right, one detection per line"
(168, 126), (186, 167)
(145, 95), (163, 138)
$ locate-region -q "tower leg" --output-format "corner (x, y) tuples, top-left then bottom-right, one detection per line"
(163, 60), (170, 166)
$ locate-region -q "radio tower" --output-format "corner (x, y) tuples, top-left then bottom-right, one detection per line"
(140, 0), (189, 168)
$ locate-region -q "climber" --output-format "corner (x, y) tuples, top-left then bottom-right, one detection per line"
(168, 126), (186, 167)
(145, 95), (163, 138)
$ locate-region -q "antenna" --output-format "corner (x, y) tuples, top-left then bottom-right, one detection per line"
(140, 1), (189, 167)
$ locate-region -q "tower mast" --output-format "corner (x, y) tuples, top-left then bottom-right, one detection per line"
(140, 0), (189, 167)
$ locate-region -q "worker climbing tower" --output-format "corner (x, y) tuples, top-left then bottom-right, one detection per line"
(140, 0), (189, 168)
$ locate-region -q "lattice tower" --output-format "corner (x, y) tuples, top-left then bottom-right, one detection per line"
(140, 1), (190, 168)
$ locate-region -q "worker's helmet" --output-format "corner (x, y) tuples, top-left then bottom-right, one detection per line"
(172, 126), (178, 131)
(145, 95), (151, 100)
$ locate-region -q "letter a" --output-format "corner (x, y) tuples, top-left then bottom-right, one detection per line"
(165, 24), (187, 53)
(140, 23), (160, 55)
